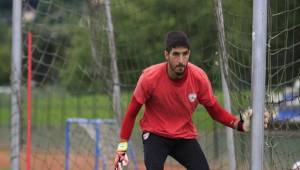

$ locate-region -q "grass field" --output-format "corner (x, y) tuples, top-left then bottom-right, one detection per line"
(0, 87), (227, 170)
(0, 87), (226, 129)
(2, 87), (299, 169)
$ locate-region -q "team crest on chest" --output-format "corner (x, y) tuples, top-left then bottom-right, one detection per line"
(188, 92), (197, 102)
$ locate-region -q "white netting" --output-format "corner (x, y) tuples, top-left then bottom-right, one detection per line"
(17, 0), (228, 169)
(66, 118), (138, 170)
(222, 0), (300, 169)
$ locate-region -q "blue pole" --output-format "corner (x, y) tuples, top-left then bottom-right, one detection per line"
(65, 121), (70, 170)
(95, 124), (100, 170)
(64, 118), (117, 170)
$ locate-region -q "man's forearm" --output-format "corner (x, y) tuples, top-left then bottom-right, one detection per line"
(204, 101), (238, 129)
(119, 95), (142, 140)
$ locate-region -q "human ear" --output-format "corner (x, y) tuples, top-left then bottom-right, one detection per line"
(164, 50), (169, 61)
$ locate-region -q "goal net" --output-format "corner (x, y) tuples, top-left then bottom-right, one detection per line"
(16, 0), (230, 169)
(221, 0), (300, 169)
(65, 118), (137, 170)
(10, 0), (299, 169)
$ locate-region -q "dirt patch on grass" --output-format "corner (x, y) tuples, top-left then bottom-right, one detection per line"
(0, 150), (10, 169)
(0, 149), (198, 170)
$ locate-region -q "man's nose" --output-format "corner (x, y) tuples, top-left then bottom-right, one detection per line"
(178, 55), (184, 63)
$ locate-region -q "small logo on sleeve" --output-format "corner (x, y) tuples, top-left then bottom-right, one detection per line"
(188, 92), (197, 102)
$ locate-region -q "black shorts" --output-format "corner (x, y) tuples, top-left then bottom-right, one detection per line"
(142, 132), (210, 170)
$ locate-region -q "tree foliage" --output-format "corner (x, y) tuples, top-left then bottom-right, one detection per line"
(0, 26), (11, 85)
(112, 0), (219, 86)
(2, 0), (299, 89)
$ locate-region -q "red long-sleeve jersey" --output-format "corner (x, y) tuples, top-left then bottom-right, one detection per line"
(120, 62), (238, 140)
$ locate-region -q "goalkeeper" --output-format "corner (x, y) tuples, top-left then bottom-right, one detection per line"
(114, 31), (270, 170)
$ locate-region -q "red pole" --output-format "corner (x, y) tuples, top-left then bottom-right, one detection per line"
(26, 31), (32, 170)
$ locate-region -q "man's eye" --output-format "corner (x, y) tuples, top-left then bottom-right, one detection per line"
(183, 51), (189, 56)
(173, 52), (180, 56)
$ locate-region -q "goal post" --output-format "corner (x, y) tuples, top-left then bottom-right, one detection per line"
(65, 118), (138, 170)
(11, 0), (22, 170)
(219, 0), (300, 169)
(11, 0), (299, 169)
(250, 0), (268, 169)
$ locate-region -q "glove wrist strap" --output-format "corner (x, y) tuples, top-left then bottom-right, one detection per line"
(117, 141), (128, 152)
(237, 120), (244, 132)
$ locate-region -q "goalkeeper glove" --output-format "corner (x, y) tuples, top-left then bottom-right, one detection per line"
(263, 109), (271, 128)
(237, 108), (270, 132)
(114, 141), (129, 170)
(237, 108), (252, 132)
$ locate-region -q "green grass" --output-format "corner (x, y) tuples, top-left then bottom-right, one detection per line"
(0, 94), (10, 125)
(0, 87), (226, 130)
(193, 90), (225, 130)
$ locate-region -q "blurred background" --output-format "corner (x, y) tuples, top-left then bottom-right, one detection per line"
(0, 0), (299, 169)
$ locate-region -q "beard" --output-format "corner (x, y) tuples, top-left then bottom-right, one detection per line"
(170, 62), (186, 76)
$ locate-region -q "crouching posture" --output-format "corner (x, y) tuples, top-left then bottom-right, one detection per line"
(114, 31), (270, 170)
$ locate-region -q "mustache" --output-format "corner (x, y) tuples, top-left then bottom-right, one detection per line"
(176, 63), (186, 68)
